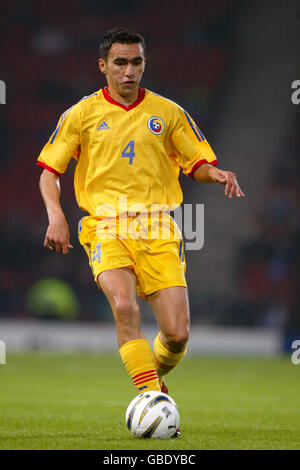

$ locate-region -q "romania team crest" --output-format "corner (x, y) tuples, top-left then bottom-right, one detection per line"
(147, 116), (165, 135)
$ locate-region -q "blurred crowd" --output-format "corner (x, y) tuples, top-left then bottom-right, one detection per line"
(232, 114), (299, 339)
(233, 166), (299, 333)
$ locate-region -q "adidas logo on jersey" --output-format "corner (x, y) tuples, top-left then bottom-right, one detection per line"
(97, 121), (110, 130)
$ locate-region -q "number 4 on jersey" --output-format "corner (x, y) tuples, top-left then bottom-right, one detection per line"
(92, 242), (101, 263)
(122, 140), (135, 165)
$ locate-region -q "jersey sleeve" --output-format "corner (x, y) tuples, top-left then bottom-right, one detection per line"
(36, 104), (81, 175)
(170, 106), (218, 178)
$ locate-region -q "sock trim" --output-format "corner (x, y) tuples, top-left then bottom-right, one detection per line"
(156, 332), (187, 364)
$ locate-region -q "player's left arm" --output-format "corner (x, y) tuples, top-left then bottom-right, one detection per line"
(169, 106), (245, 198)
(192, 163), (245, 199)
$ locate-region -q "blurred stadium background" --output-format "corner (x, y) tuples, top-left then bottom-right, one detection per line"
(0, 0), (299, 355)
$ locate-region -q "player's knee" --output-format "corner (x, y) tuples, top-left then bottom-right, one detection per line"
(164, 327), (189, 352)
(112, 296), (140, 325)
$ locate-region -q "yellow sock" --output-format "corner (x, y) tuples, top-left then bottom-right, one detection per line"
(153, 332), (187, 377)
(119, 338), (161, 392)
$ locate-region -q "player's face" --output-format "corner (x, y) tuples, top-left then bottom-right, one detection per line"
(99, 43), (145, 98)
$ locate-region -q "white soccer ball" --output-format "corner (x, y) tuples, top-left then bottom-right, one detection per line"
(125, 390), (180, 439)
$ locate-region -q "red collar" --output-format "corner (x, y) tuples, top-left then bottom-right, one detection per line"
(102, 86), (145, 111)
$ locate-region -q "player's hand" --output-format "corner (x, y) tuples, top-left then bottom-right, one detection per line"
(208, 167), (245, 198)
(44, 216), (73, 254)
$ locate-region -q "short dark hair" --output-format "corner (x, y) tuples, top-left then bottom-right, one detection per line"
(99, 27), (146, 61)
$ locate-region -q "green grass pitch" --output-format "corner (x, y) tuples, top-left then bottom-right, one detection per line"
(0, 352), (299, 450)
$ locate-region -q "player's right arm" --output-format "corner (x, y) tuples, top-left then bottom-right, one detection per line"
(39, 169), (73, 254)
(36, 102), (81, 254)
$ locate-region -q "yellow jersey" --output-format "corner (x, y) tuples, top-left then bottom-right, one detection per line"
(37, 87), (218, 216)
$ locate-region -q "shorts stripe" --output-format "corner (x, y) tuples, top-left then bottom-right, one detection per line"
(179, 240), (183, 260)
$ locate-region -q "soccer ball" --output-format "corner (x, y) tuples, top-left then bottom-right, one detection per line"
(125, 390), (180, 439)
